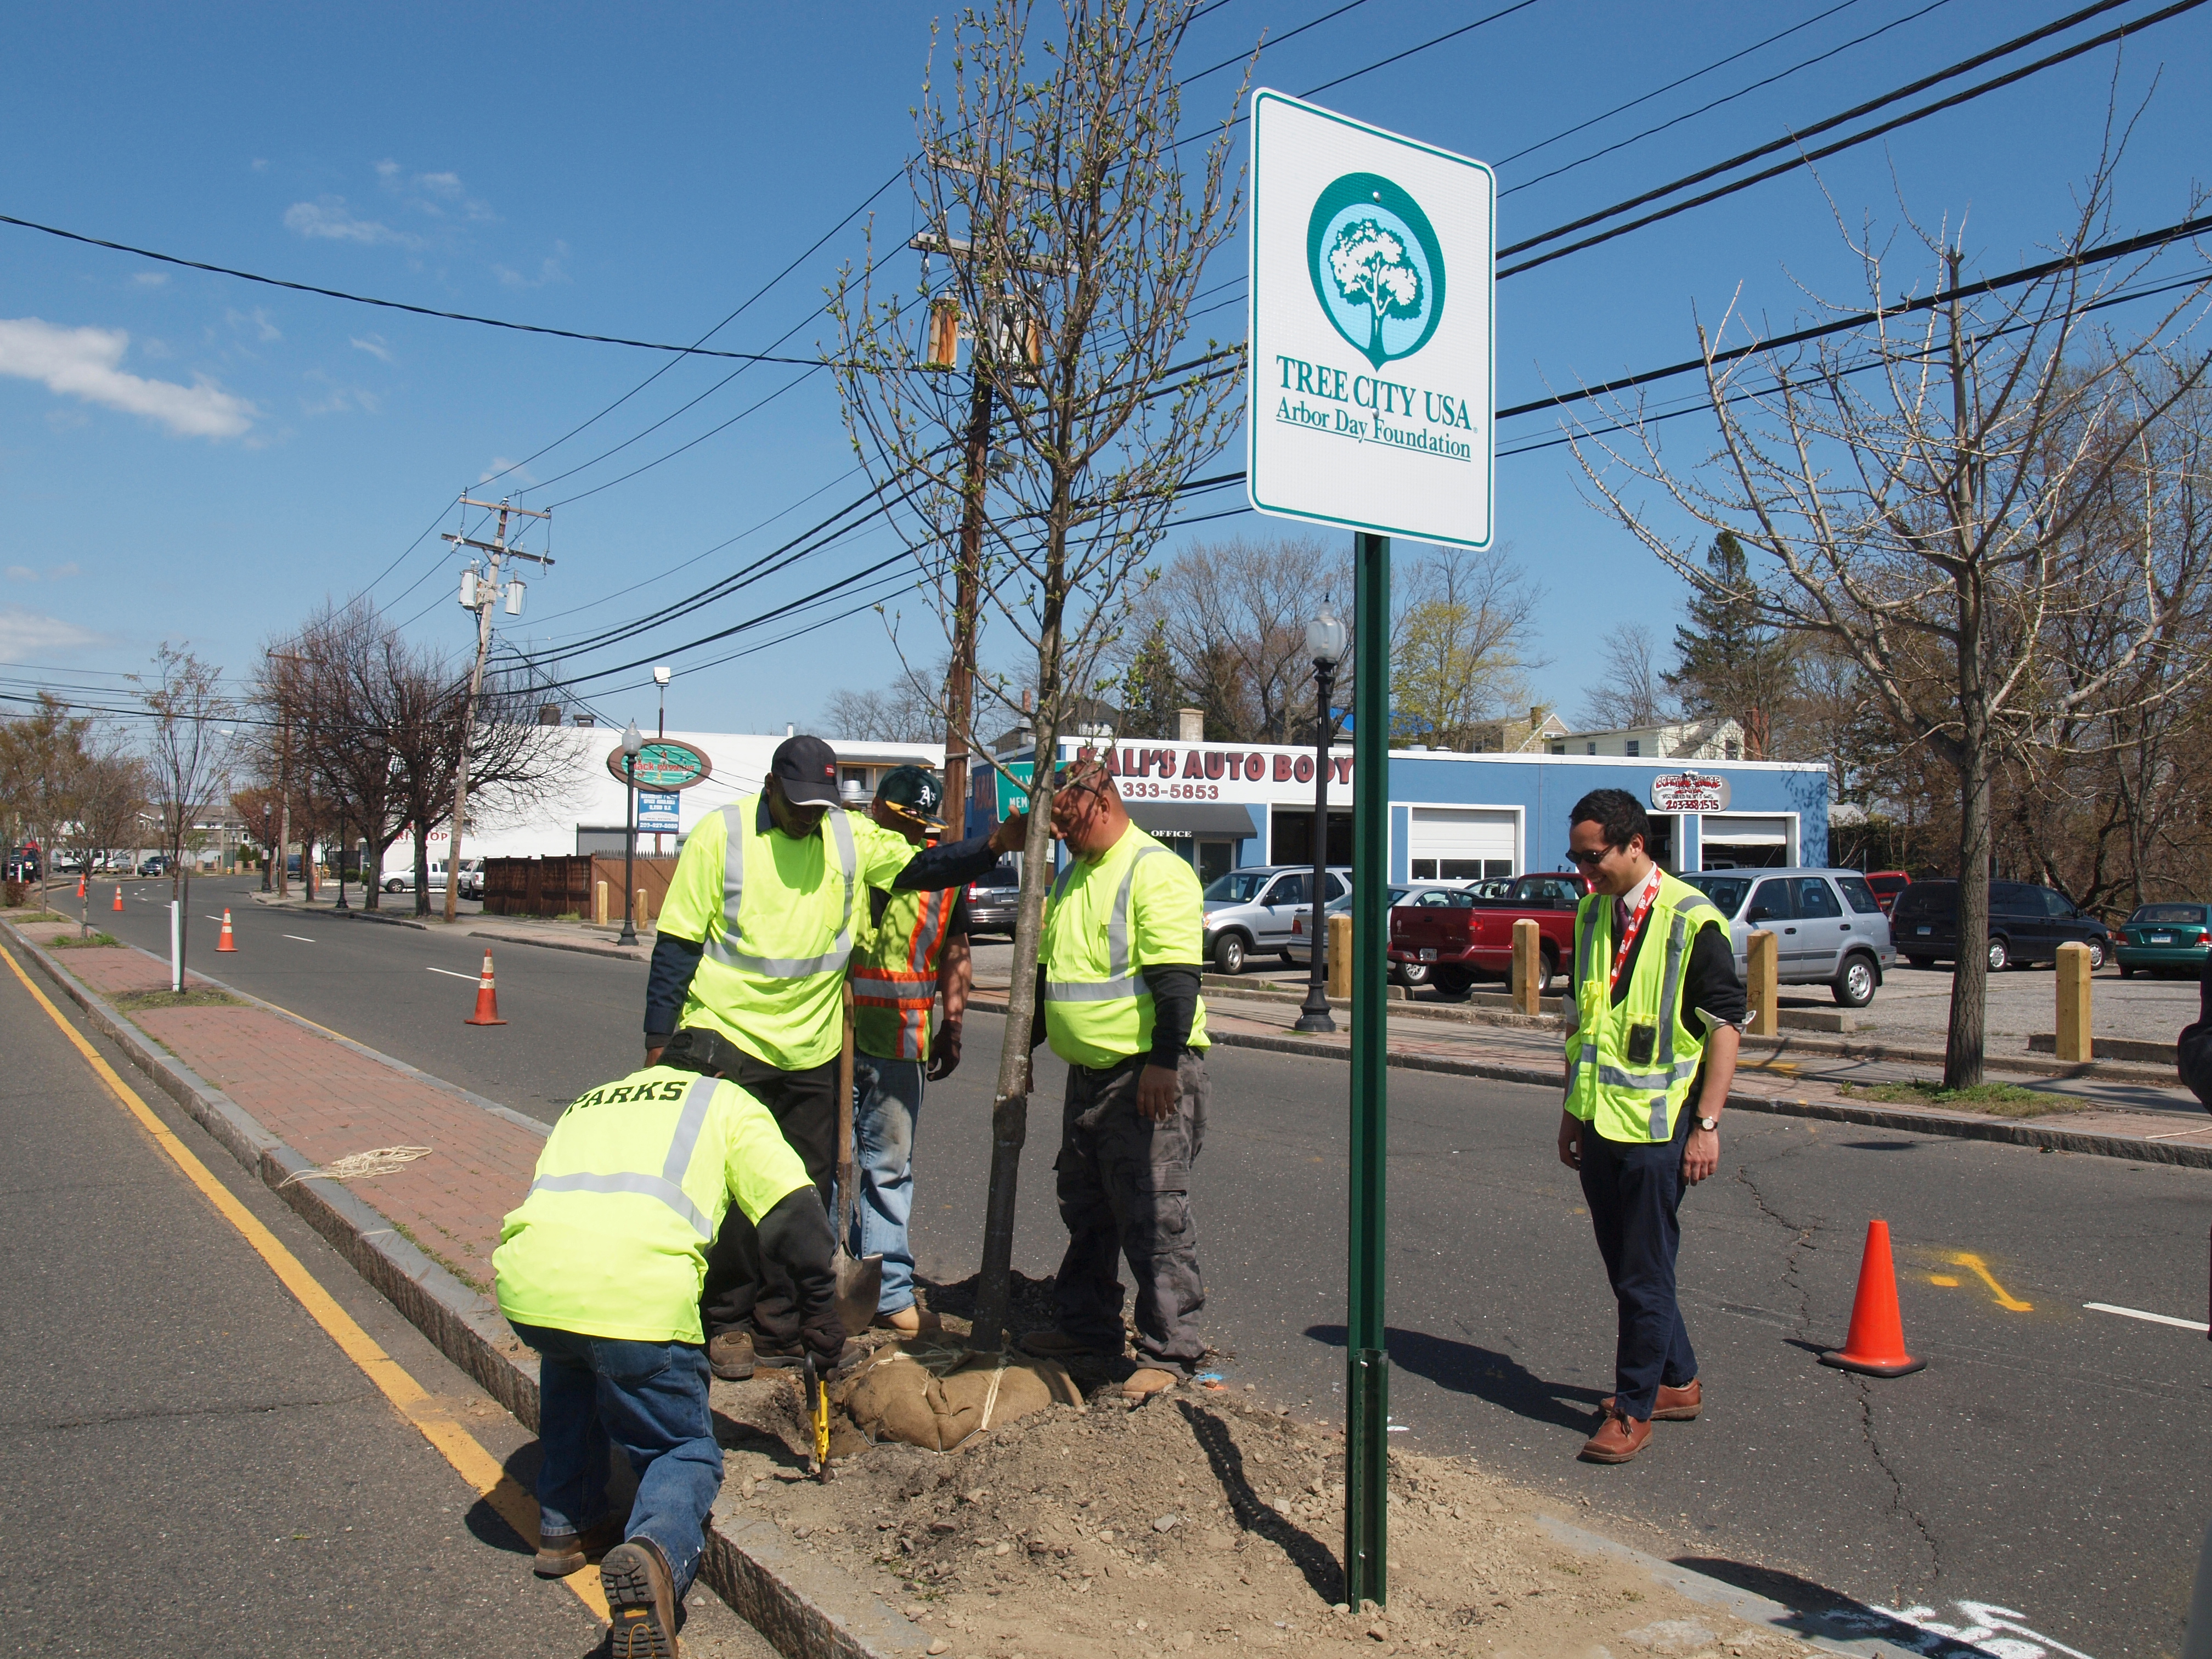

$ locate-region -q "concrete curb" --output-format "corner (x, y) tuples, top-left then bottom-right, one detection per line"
(2, 920), (928, 1659)
(469, 928), (648, 964)
(967, 993), (2212, 1170)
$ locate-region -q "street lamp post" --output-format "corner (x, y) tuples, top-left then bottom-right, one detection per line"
(259, 805), (274, 893)
(1293, 611), (1347, 1035)
(619, 720), (643, 946)
(652, 666), (672, 857)
(333, 808), (350, 910)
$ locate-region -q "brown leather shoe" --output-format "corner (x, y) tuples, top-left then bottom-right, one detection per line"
(601, 1538), (679, 1658)
(1578, 1409), (1653, 1464)
(534, 1516), (622, 1578)
(1600, 1379), (1701, 1422)
(707, 1330), (754, 1381)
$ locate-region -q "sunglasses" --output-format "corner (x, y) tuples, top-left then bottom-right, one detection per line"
(1565, 845), (1616, 867)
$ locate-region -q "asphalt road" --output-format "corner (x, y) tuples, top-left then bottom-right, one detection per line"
(75, 875), (2212, 1655)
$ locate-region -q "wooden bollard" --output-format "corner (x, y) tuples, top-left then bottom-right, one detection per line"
(1746, 930), (1780, 1036)
(1511, 917), (1543, 1015)
(2056, 940), (2094, 1062)
(1327, 912), (1353, 1001)
(594, 879), (609, 927)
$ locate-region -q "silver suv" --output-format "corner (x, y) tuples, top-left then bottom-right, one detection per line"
(1201, 865), (1351, 974)
(1681, 867), (1897, 1008)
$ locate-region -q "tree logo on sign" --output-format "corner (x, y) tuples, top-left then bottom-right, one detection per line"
(1307, 172), (1445, 369)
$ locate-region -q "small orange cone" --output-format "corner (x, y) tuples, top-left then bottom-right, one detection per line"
(1820, 1220), (1926, 1378)
(76, 875), (86, 899)
(216, 909), (238, 952)
(464, 949), (506, 1026)
(112, 884), (124, 912)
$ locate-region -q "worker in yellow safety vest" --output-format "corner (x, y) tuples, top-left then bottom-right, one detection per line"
(1013, 757), (1211, 1406)
(493, 1027), (842, 1655)
(1555, 788), (1745, 1467)
(644, 735), (1025, 1383)
(845, 764), (973, 1336)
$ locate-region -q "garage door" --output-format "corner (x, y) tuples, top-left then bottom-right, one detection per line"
(1407, 807), (1517, 881)
(1699, 814), (1795, 869)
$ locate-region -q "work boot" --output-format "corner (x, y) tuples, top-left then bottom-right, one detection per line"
(601, 1538), (680, 1658)
(534, 1516), (622, 1578)
(1578, 1409), (1652, 1465)
(1600, 1379), (1701, 1422)
(1017, 1328), (1117, 1362)
(872, 1305), (943, 1336)
(1120, 1367), (1178, 1404)
(707, 1330), (755, 1381)
(755, 1335), (864, 1374)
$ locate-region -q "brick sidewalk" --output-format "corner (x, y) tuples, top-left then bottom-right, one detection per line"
(20, 921), (544, 1295)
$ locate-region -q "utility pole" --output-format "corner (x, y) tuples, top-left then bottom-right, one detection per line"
(442, 496), (553, 923)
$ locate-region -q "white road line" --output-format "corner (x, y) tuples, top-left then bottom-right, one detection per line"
(2145, 1124), (2212, 1141)
(2084, 1300), (2210, 1333)
(204, 915), (224, 922)
(424, 966), (478, 981)
(283, 934), (315, 944)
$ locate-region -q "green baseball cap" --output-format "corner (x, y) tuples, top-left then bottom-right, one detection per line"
(874, 765), (946, 830)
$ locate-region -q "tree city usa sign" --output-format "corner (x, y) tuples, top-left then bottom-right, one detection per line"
(1246, 90), (1496, 547)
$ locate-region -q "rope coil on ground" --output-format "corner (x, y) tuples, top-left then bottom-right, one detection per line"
(279, 1146), (434, 1186)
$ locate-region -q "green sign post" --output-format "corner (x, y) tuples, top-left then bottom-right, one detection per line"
(1247, 90), (1494, 1611)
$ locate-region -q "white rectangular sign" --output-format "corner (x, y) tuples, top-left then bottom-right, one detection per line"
(1246, 90), (1495, 548)
(636, 793), (681, 833)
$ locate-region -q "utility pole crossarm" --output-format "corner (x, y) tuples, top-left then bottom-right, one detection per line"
(442, 532), (556, 568)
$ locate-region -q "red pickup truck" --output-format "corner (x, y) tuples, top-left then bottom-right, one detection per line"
(1387, 872), (1592, 998)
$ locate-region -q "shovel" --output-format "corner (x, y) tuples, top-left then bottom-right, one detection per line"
(832, 983), (883, 1340)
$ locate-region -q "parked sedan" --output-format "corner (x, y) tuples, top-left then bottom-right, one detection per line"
(2115, 902), (2210, 979)
(962, 862), (1020, 938)
(136, 855), (169, 877)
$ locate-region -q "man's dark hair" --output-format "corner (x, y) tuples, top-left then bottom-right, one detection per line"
(1569, 788), (1650, 852)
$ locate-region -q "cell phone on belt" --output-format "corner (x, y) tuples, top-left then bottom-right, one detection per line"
(1626, 1023), (1657, 1065)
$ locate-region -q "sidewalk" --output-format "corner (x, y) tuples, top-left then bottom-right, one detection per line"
(970, 974), (2212, 1170)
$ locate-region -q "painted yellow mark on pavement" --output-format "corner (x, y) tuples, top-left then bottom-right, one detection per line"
(0, 943), (608, 1625)
(1927, 1274), (1961, 1287)
(1944, 1251), (2033, 1312)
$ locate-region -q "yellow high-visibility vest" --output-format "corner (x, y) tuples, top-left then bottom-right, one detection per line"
(493, 1064), (811, 1344)
(1040, 824), (1210, 1069)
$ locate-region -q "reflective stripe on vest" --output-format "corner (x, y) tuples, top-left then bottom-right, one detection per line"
(523, 1075), (719, 1238)
(1564, 880), (1725, 1142)
(701, 803), (858, 978)
(852, 886), (957, 1060)
(1043, 843), (1166, 1002)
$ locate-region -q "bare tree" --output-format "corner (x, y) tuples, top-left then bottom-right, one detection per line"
(0, 694), (91, 899)
(830, 0), (1249, 1347)
(1390, 543), (1543, 748)
(821, 655), (964, 744)
(1572, 153), (2212, 1084)
(76, 742), (151, 887)
(136, 646), (233, 976)
(1138, 534), (1351, 743)
(1576, 622), (1675, 731)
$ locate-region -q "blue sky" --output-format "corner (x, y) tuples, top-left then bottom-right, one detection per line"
(2, 1), (2205, 738)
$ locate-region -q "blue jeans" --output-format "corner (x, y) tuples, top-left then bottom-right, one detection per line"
(511, 1323), (722, 1598)
(848, 1054), (924, 1313)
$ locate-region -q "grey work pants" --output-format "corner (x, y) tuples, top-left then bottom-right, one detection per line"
(1049, 1050), (1209, 1374)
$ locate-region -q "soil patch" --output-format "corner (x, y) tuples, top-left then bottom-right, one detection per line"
(704, 1276), (1818, 1659)
(1836, 1079), (2077, 1117)
(112, 988), (246, 1012)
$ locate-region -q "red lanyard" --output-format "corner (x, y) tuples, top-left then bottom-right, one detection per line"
(1607, 874), (1660, 992)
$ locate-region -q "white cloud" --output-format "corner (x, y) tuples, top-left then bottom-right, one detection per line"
(251, 157), (269, 172)
(0, 317), (255, 438)
(479, 456), (538, 486)
(47, 562), (79, 580)
(0, 605), (101, 655)
(496, 240), (570, 290)
(226, 306), (281, 343)
(5, 566), (34, 582)
(132, 270), (168, 288)
(301, 370), (380, 417)
(349, 333), (392, 363)
(284, 197), (416, 247)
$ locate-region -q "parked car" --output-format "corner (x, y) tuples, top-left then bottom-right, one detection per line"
(1881, 877), (2108, 974)
(6, 848), (42, 881)
(963, 861), (1021, 938)
(380, 858), (483, 898)
(136, 855), (169, 877)
(1387, 871), (1592, 999)
(1865, 871), (1911, 915)
(1201, 865), (1352, 974)
(1684, 868), (1897, 1007)
(2115, 902), (2210, 979)
(1285, 883), (1460, 986)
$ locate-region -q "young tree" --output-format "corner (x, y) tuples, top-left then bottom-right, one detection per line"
(77, 743), (151, 886)
(1572, 157), (2212, 1084)
(1389, 543), (1542, 748)
(830, 0), (1249, 1348)
(0, 694), (92, 896)
(1138, 535), (1350, 743)
(136, 646), (233, 975)
(1666, 530), (1797, 757)
(1576, 622), (1675, 732)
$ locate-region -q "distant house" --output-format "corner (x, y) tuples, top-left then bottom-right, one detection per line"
(1550, 717), (1748, 762)
(1462, 707), (1572, 754)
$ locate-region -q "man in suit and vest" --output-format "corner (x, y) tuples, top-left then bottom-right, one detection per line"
(645, 735), (1024, 1381)
(847, 764), (973, 1335)
(494, 1027), (843, 1656)
(1557, 788), (1745, 1464)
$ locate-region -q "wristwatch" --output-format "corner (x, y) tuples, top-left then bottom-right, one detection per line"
(1696, 1115), (1720, 1132)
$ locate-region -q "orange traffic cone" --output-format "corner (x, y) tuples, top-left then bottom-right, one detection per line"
(111, 884), (124, 912)
(76, 875), (86, 899)
(216, 909), (238, 952)
(1819, 1220), (1926, 1378)
(463, 949), (507, 1026)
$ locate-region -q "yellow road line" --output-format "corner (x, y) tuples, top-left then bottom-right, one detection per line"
(1945, 1250), (2034, 1312)
(0, 943), (608, 1624)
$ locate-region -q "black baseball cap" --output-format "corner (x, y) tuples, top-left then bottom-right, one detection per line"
(770, 734), (843, 806)
(874, 764), (946, 831)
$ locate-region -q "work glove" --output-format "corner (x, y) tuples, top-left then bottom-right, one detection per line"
(927, 1018), (963, 1081)
(800, 1299), (848, 1369)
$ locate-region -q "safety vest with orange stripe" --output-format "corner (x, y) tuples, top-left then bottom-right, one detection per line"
(850, 885), (960, 1061)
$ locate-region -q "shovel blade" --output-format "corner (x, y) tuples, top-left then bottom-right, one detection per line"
(833, 1248), (883, 1339)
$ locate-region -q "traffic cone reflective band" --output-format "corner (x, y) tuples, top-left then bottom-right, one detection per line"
(464, 949), (506, 1026)
(215, 909), (238, 952)
(76, 875), (86, 899)
(111, 885), (124, 912)
(1820, 1220), (1926, 1378)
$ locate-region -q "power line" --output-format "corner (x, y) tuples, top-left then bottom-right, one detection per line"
(1496, 0), (2192, 269)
